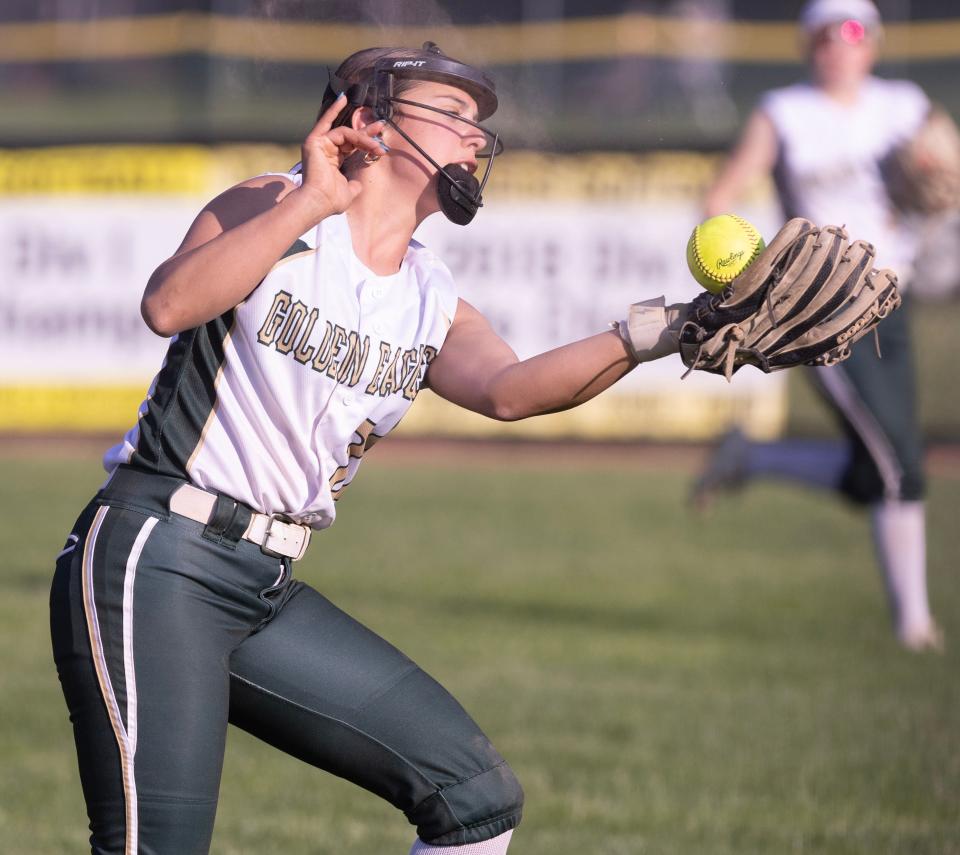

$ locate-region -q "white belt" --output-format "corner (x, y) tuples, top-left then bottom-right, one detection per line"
(169, 484), (311, 561)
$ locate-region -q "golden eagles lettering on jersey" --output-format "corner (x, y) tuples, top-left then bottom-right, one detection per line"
(256, 290), (437, 400)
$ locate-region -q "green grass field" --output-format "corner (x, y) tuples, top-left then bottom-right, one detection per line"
(2, 451), (958, 854)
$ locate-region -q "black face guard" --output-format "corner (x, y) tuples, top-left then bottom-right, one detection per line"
(322, 44), (503, 225)
(382, 95), (502, 225)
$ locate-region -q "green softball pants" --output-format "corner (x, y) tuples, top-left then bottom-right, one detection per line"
(810, 294), (924, 504)
(50, 466), (523, 854)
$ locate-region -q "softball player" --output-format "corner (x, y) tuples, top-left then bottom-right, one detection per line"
(50, 43), (688, 854)
(693, 0), (942, 651)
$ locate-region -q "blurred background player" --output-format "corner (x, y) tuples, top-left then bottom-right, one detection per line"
(692, 0), (943, 651)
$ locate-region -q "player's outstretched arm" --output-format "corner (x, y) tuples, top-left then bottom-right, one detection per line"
(141, 95), (385, 337)
(425, 299), (681, 421)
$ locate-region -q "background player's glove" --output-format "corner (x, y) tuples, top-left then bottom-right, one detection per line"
(881, 105), (960, 215)
(678, 218), (901, 381)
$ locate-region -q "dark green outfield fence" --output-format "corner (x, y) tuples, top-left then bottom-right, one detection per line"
(1, 1), (959, 148)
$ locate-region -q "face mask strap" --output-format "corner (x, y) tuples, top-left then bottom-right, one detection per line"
(373, 67), (396, 122)
(322, 67), (372, 128)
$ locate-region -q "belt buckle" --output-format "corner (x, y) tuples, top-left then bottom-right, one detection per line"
(261, 515), (311, 561)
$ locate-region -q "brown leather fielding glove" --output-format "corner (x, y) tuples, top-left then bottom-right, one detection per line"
(678, 218), (902, 381)
(882, 105), (960, 215)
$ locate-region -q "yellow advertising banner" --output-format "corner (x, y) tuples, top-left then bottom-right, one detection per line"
(0, 386), (146, 431)
(0, 144), (784, 440)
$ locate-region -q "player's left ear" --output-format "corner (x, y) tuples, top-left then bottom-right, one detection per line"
(351, 106), (381, 132)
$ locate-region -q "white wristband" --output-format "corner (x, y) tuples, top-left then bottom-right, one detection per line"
(613, 297), (688, 363)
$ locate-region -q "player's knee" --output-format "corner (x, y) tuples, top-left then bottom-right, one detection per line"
(840, 456), (925, 504)
(898, 466), (925, 502)
(407, 760), (524, 846)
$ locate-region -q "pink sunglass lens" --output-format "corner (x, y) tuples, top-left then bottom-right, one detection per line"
(839, 19), (866, 44)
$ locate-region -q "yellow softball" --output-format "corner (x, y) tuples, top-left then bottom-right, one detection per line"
(686, 214), (766, 294)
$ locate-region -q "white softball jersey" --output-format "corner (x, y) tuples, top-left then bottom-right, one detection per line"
(104, 179), (459, 530)
(762, 76), (929, 284)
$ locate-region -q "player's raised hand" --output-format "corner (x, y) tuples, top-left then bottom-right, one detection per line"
(298, 93), (387, 216)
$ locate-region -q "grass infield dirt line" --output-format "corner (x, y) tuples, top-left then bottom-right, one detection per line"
(2, 432), (960, 476)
